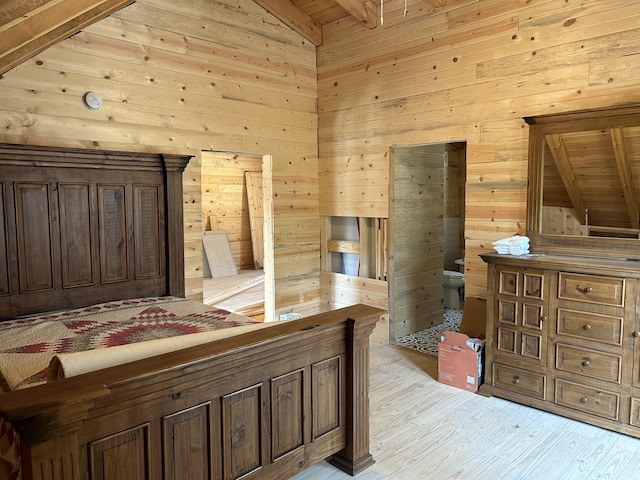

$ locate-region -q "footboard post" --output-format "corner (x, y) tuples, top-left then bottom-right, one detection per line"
(328, 311), (379, 475)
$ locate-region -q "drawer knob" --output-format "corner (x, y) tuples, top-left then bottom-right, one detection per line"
(582, 324), (591, 331)
(512, 375), (520, 385)
(576, 286), (593, 294)
(580, 397), (589, 404)
(581, 360), (591, 367)
(633, 331), (640, 338)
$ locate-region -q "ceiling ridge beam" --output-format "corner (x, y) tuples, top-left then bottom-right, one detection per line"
(335, 0), (377, 28)
(252, 0), (323, 46)
(0, 0), (134, 76)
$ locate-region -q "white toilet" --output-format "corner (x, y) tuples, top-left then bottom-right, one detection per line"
(443, 269), (465, 309)
(454, 258), (464, 272)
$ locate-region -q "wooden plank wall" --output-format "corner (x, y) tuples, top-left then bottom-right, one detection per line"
(389, 144), (445, 339)
(317, 0), (640, 335)
(3, 0), (640, 326)
(0, 0), (320, 317)
(201, 151), (261, 271)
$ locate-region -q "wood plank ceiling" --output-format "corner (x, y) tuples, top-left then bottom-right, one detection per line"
(254, 0), (447, 45)
(0, 0), (447, 76)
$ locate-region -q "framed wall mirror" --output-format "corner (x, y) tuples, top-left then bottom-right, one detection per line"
(525, 105), (640, 258)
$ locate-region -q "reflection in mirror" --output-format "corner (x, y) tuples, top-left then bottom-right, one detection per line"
(541, 126), (640, 238)
(525, 106), (640, 258)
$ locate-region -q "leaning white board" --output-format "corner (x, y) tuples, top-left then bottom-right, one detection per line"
(203, 230), (237, 278)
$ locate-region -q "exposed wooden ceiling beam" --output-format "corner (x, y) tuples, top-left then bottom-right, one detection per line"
(334, 0), (377, 28)
(545, 134), (588, 225)
(0, 0), (134, 76)
(611, 128), (640, 229)
(252, 0), (323, 46)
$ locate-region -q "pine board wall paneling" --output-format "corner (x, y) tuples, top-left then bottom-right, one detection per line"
(3, 0), (640, 326)
(319, 271), (388, 310)
(317, 0), (640, 335)
(0, 0), (319, 316)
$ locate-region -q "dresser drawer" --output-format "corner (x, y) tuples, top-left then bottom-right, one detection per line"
(493, 363), (546, 400)
(555, 344), (622, 384)
(630, 397), (640, 427)
(558, 273), (624, 306)
(555, 378), (619, 420)
(557, 308), (623, 346)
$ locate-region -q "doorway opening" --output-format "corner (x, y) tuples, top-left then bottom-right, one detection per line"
(200, 150), (274, 322)
(388, 142), (466, 341)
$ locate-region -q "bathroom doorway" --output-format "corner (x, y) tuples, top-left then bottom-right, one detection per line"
(388, 142), (466, 341)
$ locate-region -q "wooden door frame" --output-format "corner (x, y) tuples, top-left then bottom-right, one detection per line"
(199, 151), (275, 323)
(388, 141), (467, 340)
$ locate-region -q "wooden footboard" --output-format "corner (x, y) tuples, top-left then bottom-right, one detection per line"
(0, 304), (383, 480)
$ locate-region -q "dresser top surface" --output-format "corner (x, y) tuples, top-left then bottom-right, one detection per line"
(480, 252), (640, 277)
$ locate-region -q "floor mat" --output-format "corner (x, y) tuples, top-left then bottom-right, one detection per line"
(391, 308), (462, 356)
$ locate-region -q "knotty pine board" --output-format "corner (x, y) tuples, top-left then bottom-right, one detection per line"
(0, 0), (320, 315)
(4, 0), (640, 321)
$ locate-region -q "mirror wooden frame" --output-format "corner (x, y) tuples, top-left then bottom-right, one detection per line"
(525, 105), (640, 259)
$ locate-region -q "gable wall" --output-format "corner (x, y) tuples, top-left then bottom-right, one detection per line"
(0, 0), (320, 316)
(317, 0), (640, 308)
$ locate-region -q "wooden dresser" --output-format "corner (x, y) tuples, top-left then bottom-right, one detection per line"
(480, 252), (640, 437)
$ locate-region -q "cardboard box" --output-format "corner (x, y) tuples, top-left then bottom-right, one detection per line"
(438, 330), (484, 392)
(459, 296), (486, 340)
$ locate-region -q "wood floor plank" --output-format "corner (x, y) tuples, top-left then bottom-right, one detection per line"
(292, 342), (640, 480)
(588, 445), (640, 479)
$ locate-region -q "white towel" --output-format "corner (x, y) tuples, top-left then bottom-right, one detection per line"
(492, 235), (530, 255)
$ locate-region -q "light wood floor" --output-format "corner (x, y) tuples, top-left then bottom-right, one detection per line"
(202, 270), (264, 313)
(293, 343), (640, 480)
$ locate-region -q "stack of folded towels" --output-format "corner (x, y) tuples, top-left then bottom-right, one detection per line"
(492, 235), (530, 255)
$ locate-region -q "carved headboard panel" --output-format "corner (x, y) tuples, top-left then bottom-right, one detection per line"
(0, 144), (192, 318)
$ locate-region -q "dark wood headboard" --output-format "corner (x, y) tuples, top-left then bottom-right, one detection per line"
(0, 144), (192, 318)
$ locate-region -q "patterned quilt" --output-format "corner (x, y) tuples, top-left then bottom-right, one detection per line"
(0, 296), (256, 392)
(0, 296), (256, 480)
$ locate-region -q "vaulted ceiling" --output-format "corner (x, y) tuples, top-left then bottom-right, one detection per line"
(253, 0), (446, 45)
(0, 0), (447, 76)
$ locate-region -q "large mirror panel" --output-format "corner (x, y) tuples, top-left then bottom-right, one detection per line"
(526, 106), (640, 257)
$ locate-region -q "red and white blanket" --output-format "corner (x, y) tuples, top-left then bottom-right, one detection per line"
(0, 296), (257, 479)
(0, 296), (256, 392)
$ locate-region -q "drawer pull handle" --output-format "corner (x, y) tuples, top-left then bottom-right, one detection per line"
(580, 397), (589, 404)
(576, 286), (593, 294)
(581, 360), (591, 367)
(583, 324), (591, 331)
(512, 375), (520, 385)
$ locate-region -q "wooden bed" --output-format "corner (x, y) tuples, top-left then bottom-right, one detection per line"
(0, 144), (383, 480)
